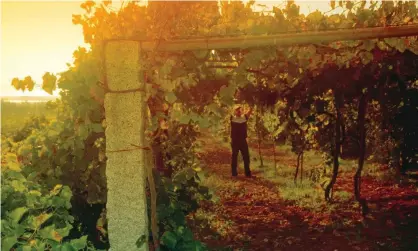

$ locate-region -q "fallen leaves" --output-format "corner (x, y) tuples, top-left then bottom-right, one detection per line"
(194, 134), (418, 251)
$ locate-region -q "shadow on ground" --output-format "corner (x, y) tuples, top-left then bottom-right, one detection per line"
(190, 134), (418, 251)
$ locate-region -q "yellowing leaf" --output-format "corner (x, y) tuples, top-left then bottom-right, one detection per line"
(32, 213), (52, 229)
(53, 231), (63, 242)
(5, 153), (21, 172)
(306, 10), (323, 24)
(50, 184), (63, 196)
(403, 16), (411, 24)
(42, 72), (57, 95)
(23, 76), (35, 91)
(39, 225), (63, 242)
(11, 78), (21, 90)
(29, 190), (42, 196)
(11, 180), (26, 192)
(29, 239), (36, 246)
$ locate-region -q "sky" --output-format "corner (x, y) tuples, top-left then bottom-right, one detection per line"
(1, 1), (88, 96)
(0, 0), (335, 97)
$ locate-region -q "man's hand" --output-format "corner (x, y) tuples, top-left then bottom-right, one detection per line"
(246, 107), (253, 117)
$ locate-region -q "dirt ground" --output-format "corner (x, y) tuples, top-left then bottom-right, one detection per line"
(190, 134), (418, 251)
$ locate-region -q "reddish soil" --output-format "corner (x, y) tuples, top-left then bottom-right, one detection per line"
(191, 135), (418, 251)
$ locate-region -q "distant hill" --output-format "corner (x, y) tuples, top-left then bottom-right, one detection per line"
(0, 96), (59, 102)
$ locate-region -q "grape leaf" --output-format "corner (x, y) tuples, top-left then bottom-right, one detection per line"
(70, 235), (88, 250)
(165, 92), (177, 104)
(8, 207), (28, 223)
(179, 114), (191, 124)
(306, 11), (323, 24)
(11, 78), (21, 90)
(161, 231), (178, 249)
(11, 180), (26, 192)
(23, 76), (36, 91)
(1, 236), (18, 251)
(91, 123), (104, 133)
(197, 117), (210, 128)
(5, 153), (21, 172)
(30, 213), (53, 229)
(360, 51), (374, 65)
(42, 72), (57, 95)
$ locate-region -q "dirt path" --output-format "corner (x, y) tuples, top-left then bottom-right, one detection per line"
(193, 134), (369, 251)
(191, 133), (418, 251)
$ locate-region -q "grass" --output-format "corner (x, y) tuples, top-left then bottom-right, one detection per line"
(195, 133), (418, 251)
(333, 190), (352, 202)
(280, 180), (325, 208)
(200, 172), (225, 191)
(244, 140), (392, 211)
(262, 162), (330, 211)
(211, 137), (326, 209)
(203, 132), (405, 213)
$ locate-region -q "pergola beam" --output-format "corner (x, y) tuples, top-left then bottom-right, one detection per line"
(102, 24), (418, 251)
(105, 24), (418, 51)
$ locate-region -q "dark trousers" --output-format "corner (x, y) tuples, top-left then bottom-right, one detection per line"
(231, 140), (251, 177)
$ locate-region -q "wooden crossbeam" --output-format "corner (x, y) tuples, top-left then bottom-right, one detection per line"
(105, 24), (418, 51)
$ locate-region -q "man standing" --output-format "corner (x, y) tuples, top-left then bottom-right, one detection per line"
(230, 106), (253, 177)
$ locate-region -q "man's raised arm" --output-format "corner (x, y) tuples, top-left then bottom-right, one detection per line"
(245, 107), (253, 119)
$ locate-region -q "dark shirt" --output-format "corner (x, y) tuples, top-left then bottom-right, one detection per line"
(230, 114), (249, 143)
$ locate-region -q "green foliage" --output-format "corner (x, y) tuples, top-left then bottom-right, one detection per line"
(161, 122), (200, 172)
(10, 116), (50, 142)
(1, 156), (93, 251)
(11, 115), (107, 204)
(152, 169), (210, 251)
(148, 123), (211, 250)
(6, 0), (418, 249)
(262, 111), (281, 138)
(279, 180), (325, 210)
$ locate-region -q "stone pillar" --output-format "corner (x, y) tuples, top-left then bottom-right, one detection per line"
(104, 41), (148, 251)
